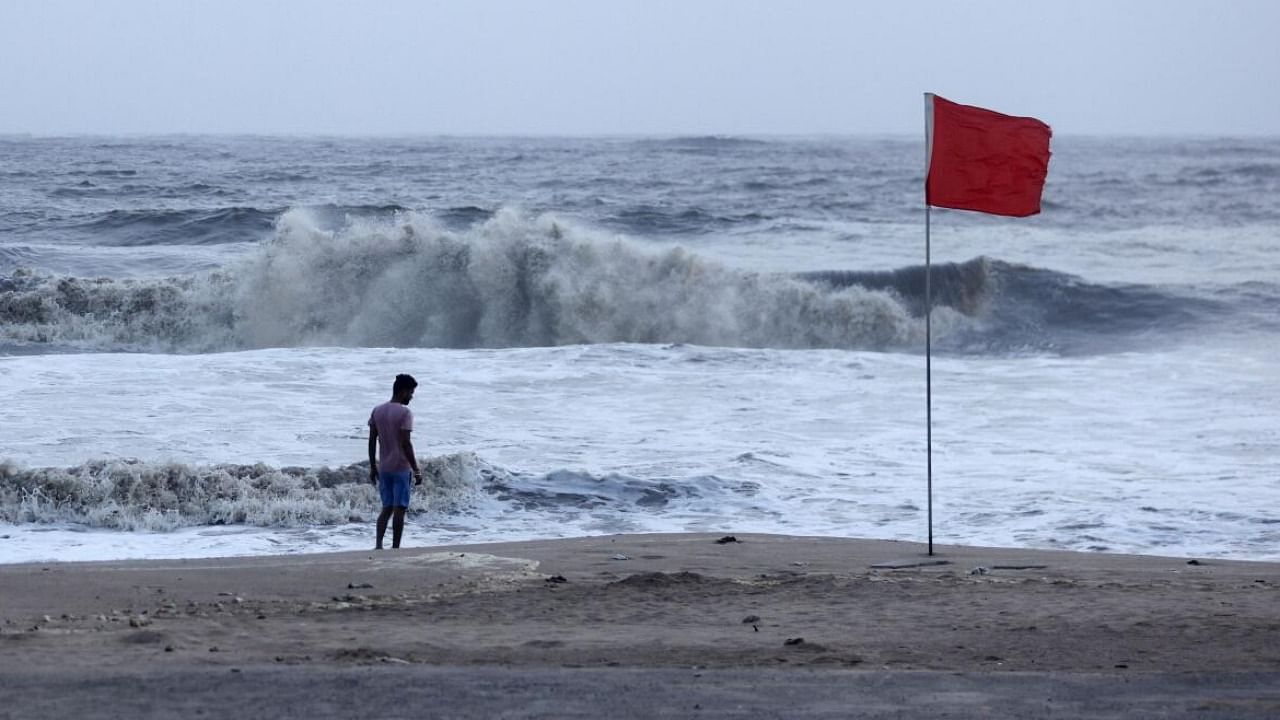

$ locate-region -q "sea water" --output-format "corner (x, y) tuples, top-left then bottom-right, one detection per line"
(1, 135), (1277, 563)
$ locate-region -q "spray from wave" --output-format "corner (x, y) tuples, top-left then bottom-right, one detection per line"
(0, 207), (1235, 355)
(0, 209), (925, 352)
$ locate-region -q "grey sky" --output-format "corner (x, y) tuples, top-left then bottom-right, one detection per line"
(2, 0), (1276, 136)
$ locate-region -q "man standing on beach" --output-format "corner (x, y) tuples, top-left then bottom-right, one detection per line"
(368, 374), (423, 549)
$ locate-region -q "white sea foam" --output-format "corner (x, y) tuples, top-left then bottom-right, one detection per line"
(1, 341), (1277, 563)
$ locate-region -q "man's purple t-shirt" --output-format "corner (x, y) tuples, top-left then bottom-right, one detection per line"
(369, 401), (414, 473)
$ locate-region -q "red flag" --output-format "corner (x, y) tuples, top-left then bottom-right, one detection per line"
(925, 94), (1052, 217)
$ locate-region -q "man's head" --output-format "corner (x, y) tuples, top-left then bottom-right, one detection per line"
(392, 373), (418, 404)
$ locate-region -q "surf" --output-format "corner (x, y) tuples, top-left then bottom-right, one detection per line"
(0, 207), (1254, 356)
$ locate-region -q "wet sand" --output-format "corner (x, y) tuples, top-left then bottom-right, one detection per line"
(2, 533), (1279, 718)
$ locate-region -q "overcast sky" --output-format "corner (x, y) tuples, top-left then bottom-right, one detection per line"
(2, 0), (1276, 136)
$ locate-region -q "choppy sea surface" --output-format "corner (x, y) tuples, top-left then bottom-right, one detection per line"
(1, 135), (1277, 563)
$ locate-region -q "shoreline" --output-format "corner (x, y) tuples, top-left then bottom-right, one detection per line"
(4, 524), (1278, 569)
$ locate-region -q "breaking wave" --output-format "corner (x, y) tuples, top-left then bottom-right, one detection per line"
(0, 208), (1242, 355)
(0, 454), (757, 532)
(0, 209), (923, 353)
(0, 454), (481, 531)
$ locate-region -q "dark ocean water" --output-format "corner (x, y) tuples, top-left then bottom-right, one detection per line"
(5, 135), (1279, 241)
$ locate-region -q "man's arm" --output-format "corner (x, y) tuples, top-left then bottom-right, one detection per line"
(368, 425), (379, 484)
(399, 429), (422, 485)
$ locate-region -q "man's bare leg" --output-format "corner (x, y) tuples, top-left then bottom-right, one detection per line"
(376, 507), (393, 549)
(391, 507), (407, 549)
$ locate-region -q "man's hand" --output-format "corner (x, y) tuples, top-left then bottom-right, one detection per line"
(413, 470), (423, 486)
(369, 466), (379, 485)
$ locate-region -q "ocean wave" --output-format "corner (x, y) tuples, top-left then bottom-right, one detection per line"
(0, 455), (760, 532)
(0, 454), (482, 531)
(606, 205), (727, 235)
(85, 168), (138, 177)
(71, 207), (279, 246)
(51, 204), (414, 247)
(634, 136), (771, 152)
(488, 469), (760, 511)
(0, 208), (924, 352)
(804, 259), (1236, 353)
(49, 184), (120, 199)
(0, 267), (238, 351)
(434, 205), (495, 228)
(0, 208), (1250, 355)
(1232, 162), (1280, 179)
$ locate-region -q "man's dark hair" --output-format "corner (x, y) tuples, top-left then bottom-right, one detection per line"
(393, 374), (418, 394)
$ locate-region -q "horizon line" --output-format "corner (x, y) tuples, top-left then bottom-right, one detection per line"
(4, 130), (1278, 141)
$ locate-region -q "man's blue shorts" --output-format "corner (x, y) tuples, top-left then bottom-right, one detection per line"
(378, 470), (413, 508)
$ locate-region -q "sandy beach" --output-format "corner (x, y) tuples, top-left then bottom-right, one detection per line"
(3, 533), (1280, 718)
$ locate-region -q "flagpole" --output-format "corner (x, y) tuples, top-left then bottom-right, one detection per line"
(923, 92), (935, 557)
(925, 204), (933, 557)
